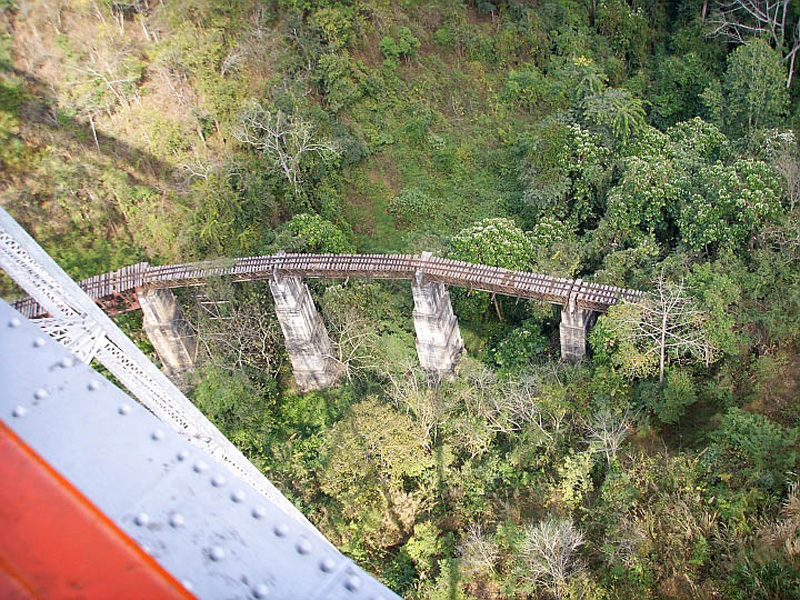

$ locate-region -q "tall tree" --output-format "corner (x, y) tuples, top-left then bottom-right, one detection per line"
(710, 0), (800, 87)
(234, 102), (339, 200)
(598, 277), (720, 383)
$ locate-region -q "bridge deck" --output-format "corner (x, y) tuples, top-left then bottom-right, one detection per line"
(12, 253), (645, 319)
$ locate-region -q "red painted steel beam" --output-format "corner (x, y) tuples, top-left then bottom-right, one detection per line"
(0, 420), (193, 600)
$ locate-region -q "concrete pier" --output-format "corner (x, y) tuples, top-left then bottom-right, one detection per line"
(560, 286), (594, 363)
(139, 288), (197, 378)
(411, 258), (463, 377)
(269, 275), (341, 392)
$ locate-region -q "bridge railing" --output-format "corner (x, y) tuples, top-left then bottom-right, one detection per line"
(12, 253), (645, 318)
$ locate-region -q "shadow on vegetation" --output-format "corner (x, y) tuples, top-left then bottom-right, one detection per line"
(13, 68), (178, 187)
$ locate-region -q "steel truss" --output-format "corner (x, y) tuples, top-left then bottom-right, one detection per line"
(0, 207), (323, 539)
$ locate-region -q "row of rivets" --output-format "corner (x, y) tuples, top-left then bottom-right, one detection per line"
(5, 319), (388, 600)
(114, 404), (378, 600)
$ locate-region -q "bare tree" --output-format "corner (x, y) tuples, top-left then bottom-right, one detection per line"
(324, 305), (382, 384)
(458, 523), (499, 578)
(521, 517), (585, 594)
(190, 282), (284, 377)
(583, 408), (635, 465)
(604, 277), (719, 384)
(709, 0), (800, 87)
(386, 362), (446, 444)
(234, 102), (339, 200)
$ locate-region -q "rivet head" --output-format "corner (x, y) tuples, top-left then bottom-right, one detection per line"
(209, 546), (226, 561)
(252, 506), (267, 519)
(231, 490), (245, 503)
(151, 429), (164, 441)
(181, 580), (193, 591)
(176, 449), (189, 461)
(60, 356), (75, 368)
(344, 575), (362, 591)
(296, 538), (312, 555)
(169, 512), (185, 528)
(33, 337), (46, 347)
(193, 461), (208, 473)
(8, 318), (21, 328)
(252, 583), (270, 598)
(320, 558), (336, 573)
(273, 523), (289, 537)
(211, 474), (226, 487)
(87, 380), (100, 391)
(12, 405), (26, 418)
(34, 389), (48, 400)
(134, 513), (150, 526)
(118, 404), (131, 415)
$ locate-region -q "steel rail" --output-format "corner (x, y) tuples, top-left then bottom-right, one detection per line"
(13, 253), (645, 318)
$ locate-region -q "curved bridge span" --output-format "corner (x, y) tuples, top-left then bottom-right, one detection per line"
(13, 253), (644, 319)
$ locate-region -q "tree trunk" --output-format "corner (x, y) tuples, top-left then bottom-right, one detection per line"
(659, 308), (667, 385)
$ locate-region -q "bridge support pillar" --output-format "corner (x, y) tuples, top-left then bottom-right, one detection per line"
(139, 288), (197, 378)
(269, 275), (341, 392)
(412, 258), (463, 377)
(560, 290), (594, 363)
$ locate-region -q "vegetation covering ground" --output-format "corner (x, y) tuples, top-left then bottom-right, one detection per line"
(2, 0), (800, 597)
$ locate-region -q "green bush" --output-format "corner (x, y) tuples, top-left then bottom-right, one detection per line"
(388, 188), (436, 225)
(380, 26), (421, 67)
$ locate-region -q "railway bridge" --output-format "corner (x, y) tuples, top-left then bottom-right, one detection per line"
(13, 251), (644, 391)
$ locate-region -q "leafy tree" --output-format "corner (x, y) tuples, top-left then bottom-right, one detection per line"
(721, 39), (790, 135)
(320, 399), (433, 543)
(583, 87), (647, 143)
(678, 159), (783, 252)
(519, 120), (611, 226)
(450, 217), (535, 271)
(710, 0), (800, 87)
(276, 213), (354, 253)
(595, 0), (651, 66)
(649, 52), (715, 128)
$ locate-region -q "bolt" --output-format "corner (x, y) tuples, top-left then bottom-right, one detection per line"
(193, 461), (208, 473)
(252, 583), (270, 598)
(252, 506), (266, 519)
(169, 512), (185, 528)
(181, 580), (193, 592)
(34, 389), (48, 400)
(209, 546), (226, 561)
(273, 523), (289, 538)
(60, 356), (75, 368)
(87, 380), (100, 391)
(211, 474), (226, 487)
(151, 429), (164, 441)
(12, 406), (26, 418)
(118, 404), (131, 415)
(231, 490), (245, 503)
(8, 318), (20, 328)
(320, 558), (336, 573)
(296, 538), (312, 555)
(33, 337), (46, 348)
(344, 575), (362, 592)
(176, 449), (189, 461)
(134, 513), (150, 526)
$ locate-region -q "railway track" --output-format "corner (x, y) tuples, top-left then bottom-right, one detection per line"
(12, 253), (645, 319)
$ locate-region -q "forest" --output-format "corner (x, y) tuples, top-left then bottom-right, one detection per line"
(1, 0), (800, 597)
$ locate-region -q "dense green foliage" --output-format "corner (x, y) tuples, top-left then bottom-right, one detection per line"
(3, 0), (800, 597)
